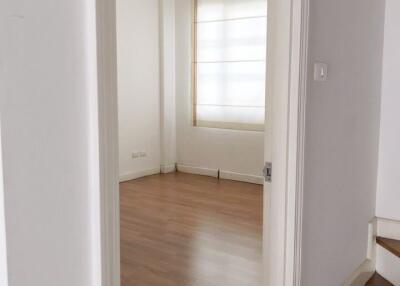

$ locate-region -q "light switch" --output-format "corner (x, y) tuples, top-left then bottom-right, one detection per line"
(314, 62), (328, 81)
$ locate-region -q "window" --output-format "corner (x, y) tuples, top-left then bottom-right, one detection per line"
(192, 0), (267, 131)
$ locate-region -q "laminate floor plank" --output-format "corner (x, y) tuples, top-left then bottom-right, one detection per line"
(120, 172), (263, 286)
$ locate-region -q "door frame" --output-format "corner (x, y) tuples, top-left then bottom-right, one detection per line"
(95, 0), (121, 285)
(94, 0), (309, 285)
(263, 0), (309, 285)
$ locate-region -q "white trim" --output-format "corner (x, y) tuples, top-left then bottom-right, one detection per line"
(161, 164), (176, 174)
(263, 0), (309, 285)
(292, 0), (309, 284)
(176, 164), (264, 184)
(285, 0), (309, 284)
(219, 170), (264, 185)
(0, 125), (8, 286)
(343, 220), (377, 286)
(342, 260), (375, 286)
(120, 166), (263, 184)
(176, 164), (218, 178)
(377, 217), (400, 240)
(119, 168), (161, 182)
(367, 219), (377, 261)
(96, 0), (120, 285)
(87, 0), (103, 284)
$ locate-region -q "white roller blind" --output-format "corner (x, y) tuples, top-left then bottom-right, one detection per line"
(193, 0), (267, 131)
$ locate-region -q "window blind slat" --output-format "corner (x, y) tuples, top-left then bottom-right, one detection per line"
(196, 15), (267, 24)
(197, 104), (265, 108)
(197, 0), (267, 22)
(196, 17), (267, 62)
(197, 62), (266, 107)
(196, 105), (265, 130)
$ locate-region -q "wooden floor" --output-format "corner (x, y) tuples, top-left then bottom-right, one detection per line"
(365, 273), (393, 286)
(120, 172), (263, 286)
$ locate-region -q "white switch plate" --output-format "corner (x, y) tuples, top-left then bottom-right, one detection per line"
(314, 62), (328, 81)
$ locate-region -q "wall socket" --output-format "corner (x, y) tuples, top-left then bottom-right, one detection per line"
(132, 151), (147, 159)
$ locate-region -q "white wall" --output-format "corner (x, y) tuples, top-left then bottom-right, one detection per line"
(117, 0), (161, 179)
(175, 0), (265, 178)
(301, 0), (385, 285)
(0, 1), (99, 285)
(117, 0), (263, 180)
(376, 0), (400, 222)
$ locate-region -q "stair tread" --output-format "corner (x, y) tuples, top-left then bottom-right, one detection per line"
(365, 272), (394, 286)
(377, 236), (400, 258)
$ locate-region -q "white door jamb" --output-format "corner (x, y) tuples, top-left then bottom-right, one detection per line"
(0, 124), (9, 286)
(264, 0), (309, 285)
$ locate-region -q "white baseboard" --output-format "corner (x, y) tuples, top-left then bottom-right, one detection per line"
(343, 219), (377, 286)
(176, 164), (218, 178)
(160, 164), (176, 174)
(342, 259), (375, 286)
(377, 217), (400, 240)
(376, 245), (400, 286)
(121, 164), (264, 185)
(176, 164), (264, 185)
(368, 218), (378, 260)
(119, 167), (161, 182)
(219, 170), (264, 185)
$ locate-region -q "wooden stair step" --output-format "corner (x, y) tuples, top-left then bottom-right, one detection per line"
(377, 237), (400, 258)
(365, 272), (393, 286)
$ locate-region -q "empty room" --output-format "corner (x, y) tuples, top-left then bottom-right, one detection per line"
(117, 0), (267, 285)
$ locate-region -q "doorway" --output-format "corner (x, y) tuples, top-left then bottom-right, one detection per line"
(117, 0), (266, 285)
(95, 0), (308, 285)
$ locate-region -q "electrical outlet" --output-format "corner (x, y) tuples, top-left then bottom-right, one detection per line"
(132, 151), (147, 159)
(132, 152), (141, 159)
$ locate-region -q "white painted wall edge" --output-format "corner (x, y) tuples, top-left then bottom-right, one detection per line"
(176, 164), (219, 178)
(96, 0), (121, 285)
(0, 126), (9, 286)
(219, 170), (264, 185)
(342, 259), (375, 286)
(377, 217), (400, 240)
(376, 245), (400, 285)
(119, 168), (161, 182)
(161, 164), (176, 174)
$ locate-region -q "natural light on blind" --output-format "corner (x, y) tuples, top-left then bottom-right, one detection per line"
(193, 0), (267, 131)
